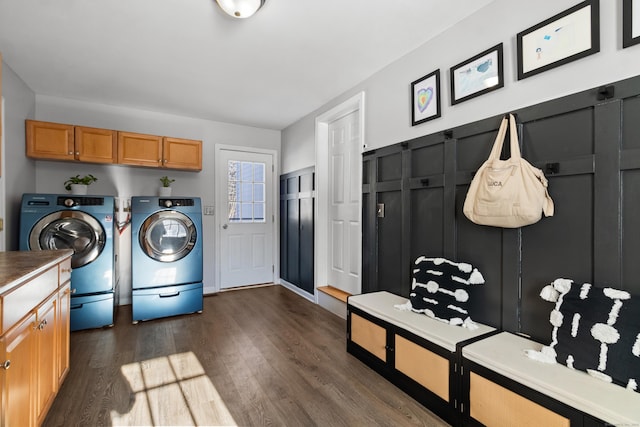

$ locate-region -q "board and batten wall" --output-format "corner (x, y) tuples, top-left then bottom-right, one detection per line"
(281, 0), (640, 174)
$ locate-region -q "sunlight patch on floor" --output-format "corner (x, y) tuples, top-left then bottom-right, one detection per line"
(111, 351), (237, 426)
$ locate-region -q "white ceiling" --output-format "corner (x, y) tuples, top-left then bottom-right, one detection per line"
(0, 0), (493, 130)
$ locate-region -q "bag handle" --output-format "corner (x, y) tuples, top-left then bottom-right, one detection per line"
(488, 114), (521, 161)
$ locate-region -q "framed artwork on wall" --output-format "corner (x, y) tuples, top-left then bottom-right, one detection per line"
(411, 69), (441, 126)
(517, 0), (600, 80)
(624, 0), (640, 48)
(450, 43), (504, 105)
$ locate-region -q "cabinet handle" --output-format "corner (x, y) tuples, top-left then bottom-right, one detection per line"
(61, 268), (72, 274)
(75, 151), (80, 155)
(1, 360), (10, 370)
(68, 151), (73, 155)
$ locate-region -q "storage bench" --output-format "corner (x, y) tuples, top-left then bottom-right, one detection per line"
(347, 291), (497, 426)
(461, 331), (640, 426)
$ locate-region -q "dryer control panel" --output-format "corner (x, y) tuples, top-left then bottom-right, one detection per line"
(159, 198), (195, 208)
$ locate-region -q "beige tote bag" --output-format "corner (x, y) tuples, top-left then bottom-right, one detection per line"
(463, 114), (554, 228)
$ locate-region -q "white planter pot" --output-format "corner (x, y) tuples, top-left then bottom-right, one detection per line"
(70, 184), (88, 195)
(159, 186), (172, 197)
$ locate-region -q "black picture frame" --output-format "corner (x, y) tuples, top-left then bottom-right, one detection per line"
(623, 0), (640, 48)
(411, 69), (441, 126)
(517, 0), (600, 80)
(449, 43), (504, 105)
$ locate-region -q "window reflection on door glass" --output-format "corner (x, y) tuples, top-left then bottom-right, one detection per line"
(228, 160), (266, 223)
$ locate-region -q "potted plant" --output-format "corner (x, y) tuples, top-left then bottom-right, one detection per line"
(64, 174), (98, 195)
(159, 176), (175, 196)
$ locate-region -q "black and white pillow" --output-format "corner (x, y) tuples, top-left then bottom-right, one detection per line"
(396, 256), (485, 330)
(526, 278), (640, 392)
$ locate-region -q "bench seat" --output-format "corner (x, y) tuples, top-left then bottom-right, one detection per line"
(347, 291), (497, 425)
(462, 331), (640, 426)
(348, 291), (496, 352)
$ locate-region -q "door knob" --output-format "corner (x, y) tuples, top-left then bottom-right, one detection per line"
(222, 224), (228, 229)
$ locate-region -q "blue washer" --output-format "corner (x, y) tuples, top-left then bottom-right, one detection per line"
(130, 196), (203, 322)
(20, 194), (116, 330)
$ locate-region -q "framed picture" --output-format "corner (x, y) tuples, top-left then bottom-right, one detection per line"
(450, 43), (504, 105)
(517, 0), (600, 80)
(624, 0), (640, 48)
(411, 69), (441, 125)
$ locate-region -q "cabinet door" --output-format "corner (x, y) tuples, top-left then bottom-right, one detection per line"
(117, 131), (163, 167)
(35, 294), (58, 426)
(163, 137), (202, 171)
(469, 372), (570, 427)
(26, 120), (74, 161)
(57, 282), (71, 385)
(0, 312), (36, 427)
(75, 126), (117, 163)
(350, 312), (387, 362)
(394, 334), (450, 402)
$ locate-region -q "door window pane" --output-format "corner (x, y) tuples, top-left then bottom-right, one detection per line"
(228, 160), (266, 223)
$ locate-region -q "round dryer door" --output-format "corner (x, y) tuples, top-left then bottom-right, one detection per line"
(139, 211), (197, 262)
(29, 211), (106, 269)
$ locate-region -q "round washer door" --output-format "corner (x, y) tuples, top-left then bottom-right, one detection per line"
(29, 211), (106, 269)
(139, 211), (197, 262)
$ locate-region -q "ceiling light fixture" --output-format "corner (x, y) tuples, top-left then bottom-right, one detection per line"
(215, 0), (265, 19)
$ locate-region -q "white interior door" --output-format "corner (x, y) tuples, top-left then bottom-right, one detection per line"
(217, 148), (274, 289)
(328, 110), (361, 295)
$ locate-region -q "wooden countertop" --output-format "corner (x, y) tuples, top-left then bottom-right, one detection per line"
(0, 250), (73, 295)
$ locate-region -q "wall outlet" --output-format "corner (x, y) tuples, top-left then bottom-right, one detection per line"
(203, 206), (215, 215)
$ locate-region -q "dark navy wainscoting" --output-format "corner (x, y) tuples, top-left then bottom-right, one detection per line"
(363, 75), (640, 343)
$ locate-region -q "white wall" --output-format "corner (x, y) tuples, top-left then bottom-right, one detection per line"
(282, 0), (640, 173)
(1, 60), (36, 250)
(34, 95), (281, 303)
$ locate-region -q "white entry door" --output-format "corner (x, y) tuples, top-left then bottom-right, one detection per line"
(328, 111), (361, 295)
(217, 148), (274, 289)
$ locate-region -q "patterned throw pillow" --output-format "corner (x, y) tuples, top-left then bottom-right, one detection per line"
(396, 256), (485, 330)
(526, 278), (640, 392)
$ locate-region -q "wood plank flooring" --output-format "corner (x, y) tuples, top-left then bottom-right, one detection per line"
(43, 285), (448, 426)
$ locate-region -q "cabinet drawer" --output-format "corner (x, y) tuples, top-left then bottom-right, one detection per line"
(350, 312), (387, 362)
(395, 334), (450, 402)
(469, 372), (570, 427)
(2, 266), (57, 334)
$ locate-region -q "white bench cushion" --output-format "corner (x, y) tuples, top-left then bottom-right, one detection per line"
(462, 331), (640, 425)
(348, 291), (496, 352)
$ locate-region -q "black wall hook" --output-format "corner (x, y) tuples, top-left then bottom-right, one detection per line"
(597, 85), (615, 100)
(545, 162), (560, 175)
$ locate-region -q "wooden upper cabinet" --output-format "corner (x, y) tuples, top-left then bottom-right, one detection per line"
(26, 120), (75, 161)
(26, 120), (116, 163)
(118, 132), (202, 171)
(117, 131), (163, 168)
(74, 126), (117, 163)
(163, 137), (202, 171)
(25, 120), (202, 171)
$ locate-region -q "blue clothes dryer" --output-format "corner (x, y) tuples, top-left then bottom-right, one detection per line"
(20, 194), (116, 331)
(130, 196), (203, 322)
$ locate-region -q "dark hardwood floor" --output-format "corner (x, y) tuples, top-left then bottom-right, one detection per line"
(44, 285), (448, 426)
